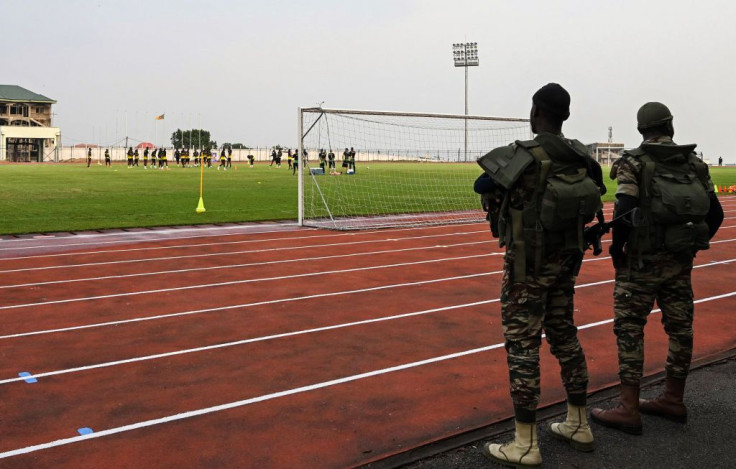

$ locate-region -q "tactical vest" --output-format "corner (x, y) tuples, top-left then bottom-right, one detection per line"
(626, 144), (710, 257)
(478, 139), (602, 281)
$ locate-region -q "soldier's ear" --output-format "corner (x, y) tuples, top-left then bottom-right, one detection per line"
(665, 120), (675, 138)
(530, 105), (540, 133)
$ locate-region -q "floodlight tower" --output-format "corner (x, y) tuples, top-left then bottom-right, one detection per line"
(453, 42), (479, 161)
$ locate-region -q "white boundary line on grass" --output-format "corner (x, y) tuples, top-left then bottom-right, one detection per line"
(0, 289), (733, 460)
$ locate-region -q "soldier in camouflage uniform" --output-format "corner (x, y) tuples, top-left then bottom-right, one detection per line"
(476, 84), (605, 467)
(591, 102), (724, 434)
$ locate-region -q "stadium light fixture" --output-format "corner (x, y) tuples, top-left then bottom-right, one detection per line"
(452, 42), (479, 161)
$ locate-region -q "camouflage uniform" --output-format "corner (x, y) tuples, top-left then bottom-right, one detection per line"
(611, 136), (715, 385)
(499, 133), (596, 422)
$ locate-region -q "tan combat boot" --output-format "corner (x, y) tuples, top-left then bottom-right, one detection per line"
(639, 376), (687, 423)
(481, 420), (542, 468)
(547, 402), (595, 452)
(590, 384), (642, 435)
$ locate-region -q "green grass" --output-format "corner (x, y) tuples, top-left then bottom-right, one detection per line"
(0, 163), (734, 235)
(0, 163), (296, 234)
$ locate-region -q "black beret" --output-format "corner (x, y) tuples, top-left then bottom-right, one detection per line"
(532, 83), (570, 121)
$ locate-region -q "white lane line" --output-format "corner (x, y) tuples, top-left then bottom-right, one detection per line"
(2, 257), (732, 385)
(24, 231), (736, 289)
(1, 248), (731, 340)
(0, 271), (499, 340)
(0, 229), (489, 274)
(0, 253), (500, 311)
(2, 205), (734, 262)
(4, 214), (735, 270)
(0, 221), (483, 254)
(0, 299), (499, 385)
(0, 223), (302, 249)
(0, 229), (338, 260)
(0, 240), (493, 289)
(0, 289), (732, 460)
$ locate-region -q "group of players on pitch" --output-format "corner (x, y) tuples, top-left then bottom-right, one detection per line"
(268, 147), (357, 175)
(88, 145), (360, 174)
(88, 147), (235, 170)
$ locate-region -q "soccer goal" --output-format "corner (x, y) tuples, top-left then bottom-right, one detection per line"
(297, 108), (530, 230)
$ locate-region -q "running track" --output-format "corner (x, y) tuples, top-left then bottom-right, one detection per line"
(0, 198), (734, 468)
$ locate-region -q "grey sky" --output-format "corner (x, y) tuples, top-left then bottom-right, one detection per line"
(6, 0), (734, 161)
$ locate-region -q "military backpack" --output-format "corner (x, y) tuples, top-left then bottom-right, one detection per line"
(627, 144), (711, 255)
(478, 138), (602, 281)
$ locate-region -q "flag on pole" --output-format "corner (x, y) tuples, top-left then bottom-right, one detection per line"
(155, 114), (165, 120)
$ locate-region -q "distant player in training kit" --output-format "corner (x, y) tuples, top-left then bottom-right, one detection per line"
(134, 149), (139, 166)
(288, 148), (293, 169)
(143, 147), (149, 168)
(293, 149), (304, 175)
(87, 148), (92, 167)
(342, 148), (350, 171)
(151, 148), (158, 167)
(349, 147), (357, 173)
(104, 148), (111, 166)
(127, 147), (134, 167)
(218, 148), (227, 170)
(319, 148), (327, 173)
(227, 146), (232, 168)
(159, 147), (168, 169)
(270, 149), (277, 167)
(248, 153), (255, 167)
(328, 149), (336, 173)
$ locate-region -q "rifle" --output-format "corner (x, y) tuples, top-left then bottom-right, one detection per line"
(584, 207), (641, 255)
(481, 190), (504, 238)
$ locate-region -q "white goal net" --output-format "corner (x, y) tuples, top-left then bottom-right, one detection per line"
(298, 108), (530, 230)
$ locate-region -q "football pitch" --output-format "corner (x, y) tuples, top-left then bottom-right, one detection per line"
(0, 162), (733, 235)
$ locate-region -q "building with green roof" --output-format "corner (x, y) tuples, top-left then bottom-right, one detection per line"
(0, 85), (60, 162)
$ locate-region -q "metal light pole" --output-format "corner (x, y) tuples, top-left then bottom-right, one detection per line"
(452, 42), (478, 161)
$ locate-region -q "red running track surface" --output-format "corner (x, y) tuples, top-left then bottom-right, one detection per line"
(0, 199), (734, 468)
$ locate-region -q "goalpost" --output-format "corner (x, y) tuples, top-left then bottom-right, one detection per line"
(298, 108), (530, 230)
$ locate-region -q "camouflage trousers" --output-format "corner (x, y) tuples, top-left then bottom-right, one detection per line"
(500, 250), (589, 422)
(613, 252), (694, 385)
